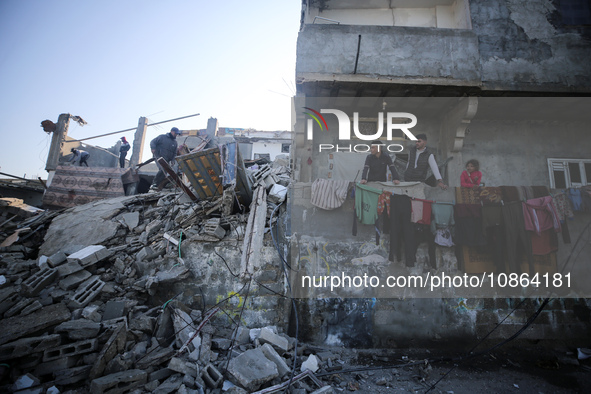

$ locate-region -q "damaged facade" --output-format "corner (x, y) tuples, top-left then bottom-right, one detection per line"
(291, 0), (591, 348)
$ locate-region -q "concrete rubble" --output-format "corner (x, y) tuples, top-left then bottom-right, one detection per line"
(0, 162), (348, 393)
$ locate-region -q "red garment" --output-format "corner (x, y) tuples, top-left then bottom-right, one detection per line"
(377, 191), (392, 216)
(411, 198), (433, 224)
(461, 170), (482, 188)
(531, 229), (558, 255)
(522, 196), (561, 236)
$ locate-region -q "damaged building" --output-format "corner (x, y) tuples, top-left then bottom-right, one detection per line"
(290, 0), (591, 358)
(2, 0), (591, 393)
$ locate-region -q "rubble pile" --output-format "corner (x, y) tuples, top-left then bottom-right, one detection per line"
(0, 162), (342, 393)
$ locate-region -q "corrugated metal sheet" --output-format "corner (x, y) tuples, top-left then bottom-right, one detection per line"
(42, 166), (126, 208)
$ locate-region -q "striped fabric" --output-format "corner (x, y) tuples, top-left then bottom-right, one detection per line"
(310, 179), (350, 210)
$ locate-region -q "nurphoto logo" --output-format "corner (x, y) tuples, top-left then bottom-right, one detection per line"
(303, 108), (418, 153)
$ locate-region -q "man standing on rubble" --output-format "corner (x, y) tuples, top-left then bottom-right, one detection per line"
(119, 136), (130, 168)
(149, 127), (180, 191)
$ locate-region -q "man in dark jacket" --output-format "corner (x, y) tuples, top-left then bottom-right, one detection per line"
(150, 127), (180, 189)
(360, 140), (400, 184)
(404, 134), (448, 190)
(119, 136), (130, 168)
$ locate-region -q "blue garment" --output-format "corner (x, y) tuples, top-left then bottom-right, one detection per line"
(568, 188), (582, 210)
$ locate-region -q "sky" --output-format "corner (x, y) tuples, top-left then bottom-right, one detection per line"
(0, 0), (301, 179)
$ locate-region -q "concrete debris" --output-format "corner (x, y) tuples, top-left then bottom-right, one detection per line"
(0, 162), (306, 393)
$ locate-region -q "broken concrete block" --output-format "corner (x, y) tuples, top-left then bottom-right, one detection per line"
(35, 355), (79, 376)
(53, 365), (92, 385)
(200, 363), (223, 389)
(148, 368), (174, 382)
(268, 184), (288, 204)
(0, 291), (19, 315)
(168, 357), (197, 377)
(21, 300), (43, 316)
(227, 348), (278, 392)
(82, 304), (102, 322)
(67, 245), (112, 267)
(57, 261), (84, 277)
(89, 323), (127, 379)
(54, 319), (101, 340)
(136, 246), (159, 262)
(58, 269), (91, 290)
(260, 343), (291, 378)
(211, 338), (232, 350)
(172, 308), (194, 348)
(12, 373), (40, 391)
(311, 387), (335, 394)
(43, 338), (98, 362)
(0, 303), (71, 346)
(21, 267), (58, 296)
(155, 374), (184, 393)
(4, 298), (35, 318)
(301, 354), (319, 373)
(155, 265), (190, 284)
(258, 327), (289, 352)
(120, 211), (140, 230)
(145, 219), (163, 237)
(90, 369), (147, 394)
(102, 300), (126, 321)
(69, 275), (105, 308)
(233, 326), (250, 345)
(47, 250), (67, 267)
(0, 334), (61, 361)
(136, 346), (175, 370)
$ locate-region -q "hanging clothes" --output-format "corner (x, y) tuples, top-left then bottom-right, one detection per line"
(568, 188), (582, 210)
(454, 204), (486, 246)
(481, 204), (506, 272)
(502, 201), (534, 274)
(522, 196), (561, 236)
(389, 194), (416, 266)
(431, 203), (455, 247)
(411, 198), (433, 225)
(311, 179), (350, 210)
(355, 183), (382, 225)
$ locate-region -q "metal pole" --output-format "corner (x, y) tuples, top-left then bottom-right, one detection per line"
(69, 113), (200, 142)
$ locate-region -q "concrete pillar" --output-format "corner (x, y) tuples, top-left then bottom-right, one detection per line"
(45, 114), (70, 172)
(206, 117), (218, 138)
(129, 117), (148, 167)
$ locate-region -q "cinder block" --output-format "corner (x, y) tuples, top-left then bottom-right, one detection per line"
(57, 261), (84, 277)
(22, 267), (58, 296)
(59, 269), (91, 290)
(201, 363), (223, 389)
(203, 218), (226, 239)
(0, 334), (61, 361)
(43, 338), (98, 362)
(67, 245), (112, 267)
(54, 319), (101, 340)
(69, 276), (105, 308)
(90, 369), (147, 394)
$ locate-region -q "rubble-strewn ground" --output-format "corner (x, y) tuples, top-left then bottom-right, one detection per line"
(2, 171), (591, 393)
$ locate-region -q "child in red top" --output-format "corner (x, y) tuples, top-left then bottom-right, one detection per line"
(461, 159), (482, 188)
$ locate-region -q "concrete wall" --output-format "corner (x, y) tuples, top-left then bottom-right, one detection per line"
(297, 0), (591, 93)
(296, 24), (481, 85)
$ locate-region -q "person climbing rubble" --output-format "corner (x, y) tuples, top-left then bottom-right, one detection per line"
(149, 127), (180, 191)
